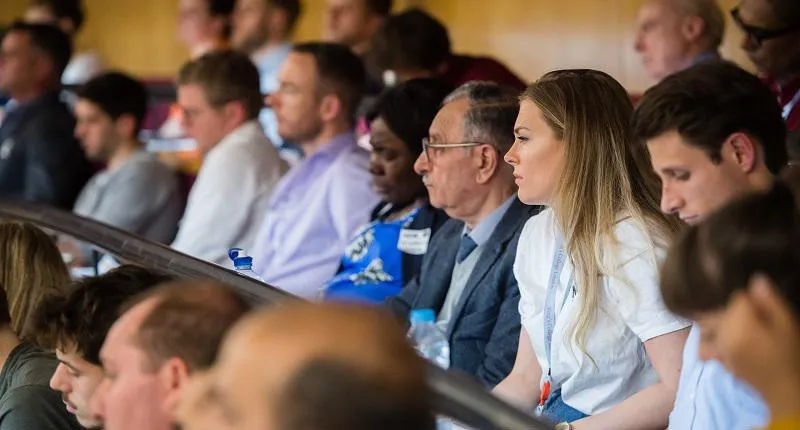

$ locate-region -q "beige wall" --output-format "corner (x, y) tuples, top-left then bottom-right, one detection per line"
(1, 0), (749, 91)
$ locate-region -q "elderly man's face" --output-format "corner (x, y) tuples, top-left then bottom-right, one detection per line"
(413, 98), (489, 222)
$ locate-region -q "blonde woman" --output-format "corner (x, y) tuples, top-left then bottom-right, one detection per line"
(0, 221), (79, 430)
(494, 70), (690, 429)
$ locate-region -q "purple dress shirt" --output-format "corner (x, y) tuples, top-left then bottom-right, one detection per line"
(252, 132), (380, 298)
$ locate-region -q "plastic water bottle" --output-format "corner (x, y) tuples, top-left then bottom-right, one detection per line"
(228, 248), (266, 282)
(408, 309), (450, 369)
(408, 309), (453, 430)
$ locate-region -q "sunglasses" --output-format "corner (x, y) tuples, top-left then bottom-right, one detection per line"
(731, 7), (800, 48)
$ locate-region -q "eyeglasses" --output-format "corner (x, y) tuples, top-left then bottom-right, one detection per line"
(421, 138), (486, 160)
(730, 7), (800, 48)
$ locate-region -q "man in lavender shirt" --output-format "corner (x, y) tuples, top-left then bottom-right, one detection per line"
(252, 42), (380, 298)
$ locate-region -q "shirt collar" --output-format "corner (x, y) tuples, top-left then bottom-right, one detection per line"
(207, 120), (263, 157)
(310, 131), (357, 160)
(689, 51), (721, 67)
(463, 195), (516, 247)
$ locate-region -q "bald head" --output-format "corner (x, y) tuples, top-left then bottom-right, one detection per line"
(635, 0), (725, 80)
(177, 303), (435, 430)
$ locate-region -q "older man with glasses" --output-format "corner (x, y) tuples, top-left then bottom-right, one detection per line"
(385, 81), (542, 389)
(732, 0), (800, 162)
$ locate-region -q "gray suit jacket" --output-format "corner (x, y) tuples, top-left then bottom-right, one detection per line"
(387, 198), (543, 388)
(0, 91), (92, 209)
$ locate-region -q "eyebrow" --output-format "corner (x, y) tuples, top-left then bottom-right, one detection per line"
(514, 126), (530, 133)
(58, 359), (80, 373)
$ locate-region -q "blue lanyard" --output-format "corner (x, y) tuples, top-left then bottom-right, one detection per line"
(543, 239), (575, 382)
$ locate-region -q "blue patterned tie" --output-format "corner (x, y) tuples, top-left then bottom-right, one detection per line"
(456, 235), (478, 264)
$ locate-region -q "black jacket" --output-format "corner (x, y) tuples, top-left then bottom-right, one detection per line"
(0, 91), (92, 209)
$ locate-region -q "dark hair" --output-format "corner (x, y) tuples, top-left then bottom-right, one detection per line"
(292, 42), (366, 124)
(177, 50), (263, 120)
(77, 72), (148, 135)
(8, 21), (72, 78)
(769, 0), (800, 28)
(366, 78), (453, 155)
(276, 357), (435, 430)
(632, 61), (788, 175)
(207, 0), (236, 39)
(270, 0), (302, 34)
(661, 181), (800, 317)
(29, 0), (85, 32)
(30, 265), (173, 365)
(364, 0), (392, 17)
(131, 282), (251, 372)
(442, 81), (520, 153)
(371, 8), (450, 73)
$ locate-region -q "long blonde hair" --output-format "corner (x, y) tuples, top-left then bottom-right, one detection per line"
(0, 222), (70, 339)
(522, 70), (682, 355)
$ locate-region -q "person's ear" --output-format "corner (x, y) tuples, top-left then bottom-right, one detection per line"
(159, 357), (191, 416)
(475, 145), (501, 184)
(319, 94), (342, 123)
(222, 101), (248, 128)
(114, 113), (137, 140)
(680, 14), (704, 43)
(746, 274), (794, 331)
(724, 132), (758, 173)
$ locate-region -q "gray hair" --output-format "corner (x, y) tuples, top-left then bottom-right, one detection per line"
(676, 0), (726, 51)
(442, 81), (521, 153)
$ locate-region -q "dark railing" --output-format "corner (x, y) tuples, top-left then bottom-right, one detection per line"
(0, 201), (553, 430)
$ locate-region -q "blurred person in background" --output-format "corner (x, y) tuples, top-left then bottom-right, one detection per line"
(0, 221), (80, 430)
(732, 0), (800, 162)
(386, 82), (538, 388)
(0, 22), (92, 209)
(659, 182), (800, 430)
(324, 0), (391, 97)
(70, 72), (181, 252)
(90, 282), (250, 430)
(176, 303), (435, 430)
(232, 0), (301, 158)
(371, 8), (525, 91)
(171, 50), (287, 265)
(31, 265), (174, 429)
(495, 70), (689, 427)
(323, 78), (452, 304)
(252, 42), (379, 297)
(24, 0), (104, 85)
(177, 0), (235, 58)
(634, 0), (725, 82)
(632, 61), (788, 430)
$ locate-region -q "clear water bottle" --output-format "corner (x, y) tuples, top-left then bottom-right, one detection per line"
(228, 248), (266, 283)
(408, 309), (453, 430)
(408, 309), (450, 369)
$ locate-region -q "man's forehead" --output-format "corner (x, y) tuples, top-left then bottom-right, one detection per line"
(429, 99), (469, 137)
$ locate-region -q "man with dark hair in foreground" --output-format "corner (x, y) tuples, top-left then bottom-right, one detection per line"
(32, 265), (174, 429)
(177, 303), (435, 430)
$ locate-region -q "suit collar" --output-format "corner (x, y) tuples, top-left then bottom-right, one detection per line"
(446, 200), (542, 335)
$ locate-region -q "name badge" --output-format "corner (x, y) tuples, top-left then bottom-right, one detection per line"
(397, 228), (431, 255)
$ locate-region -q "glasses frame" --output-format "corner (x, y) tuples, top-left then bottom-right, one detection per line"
(422, 138), (487, 160)
(730, 7), (800, 48)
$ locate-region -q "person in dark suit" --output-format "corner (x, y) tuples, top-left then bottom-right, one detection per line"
(0, 22), (92, 209)
(386, 81), (542, 388)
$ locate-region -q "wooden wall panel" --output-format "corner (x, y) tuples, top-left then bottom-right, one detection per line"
(1, 0), (752, 90)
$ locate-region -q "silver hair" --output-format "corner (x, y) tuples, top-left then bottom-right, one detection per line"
(675, 0), (726, 51)
(441, 81), (521, 153)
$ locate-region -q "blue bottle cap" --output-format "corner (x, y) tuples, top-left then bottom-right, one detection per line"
(409, 309), (436, 324)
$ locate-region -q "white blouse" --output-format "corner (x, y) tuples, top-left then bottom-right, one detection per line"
(514, 208), (690, 415)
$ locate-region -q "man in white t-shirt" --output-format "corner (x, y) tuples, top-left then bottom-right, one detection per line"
(632, 61), (788, 430)
(171, 50), (288, 265)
